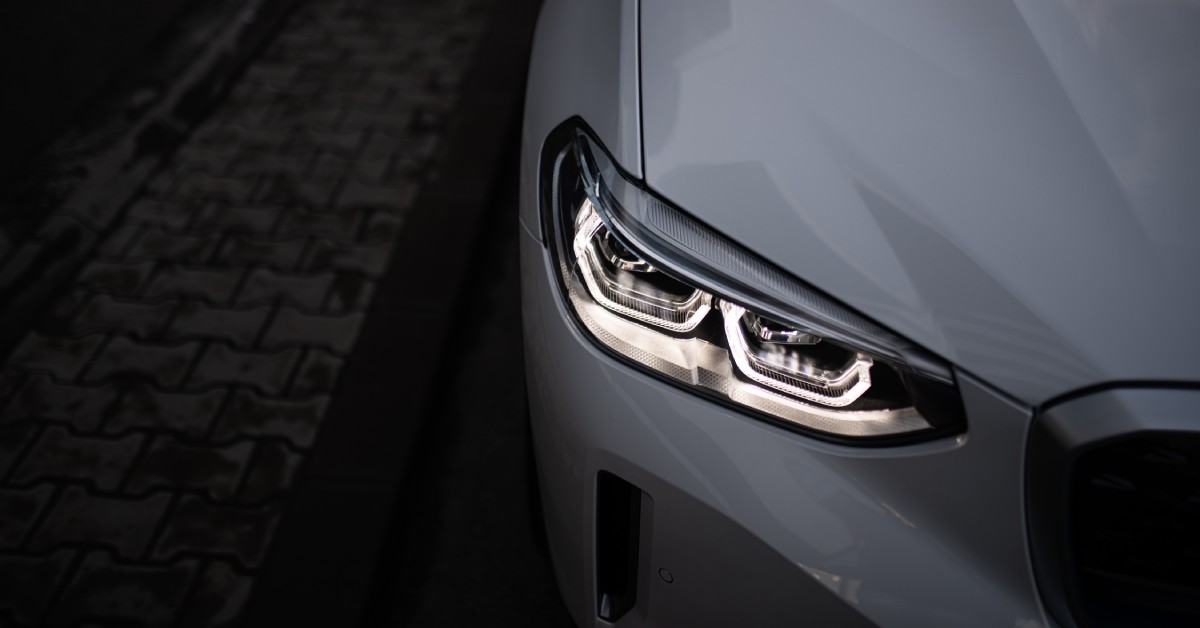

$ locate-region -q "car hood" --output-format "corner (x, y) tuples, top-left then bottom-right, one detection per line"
(640, 0), (1200, 405)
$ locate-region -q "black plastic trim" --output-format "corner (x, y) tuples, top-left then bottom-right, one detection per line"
(1026, 387), (1200, 628)
(596, 471), (642, 622)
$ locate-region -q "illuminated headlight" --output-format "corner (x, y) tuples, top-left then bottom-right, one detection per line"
(573, 198), (713, 333)
(542, 121), (965, 443)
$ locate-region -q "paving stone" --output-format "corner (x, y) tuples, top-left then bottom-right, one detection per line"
(306, 151), (355, 183)
(335, 179), (417, 213)
(189, 345), (301, 396)
(408, 107), (448, 135)
(193, 124), (291, 152)
(172, 145), (238, 176)
(325, 271), (376, 312)
(254, 173), (336, 207)
(154, 496), (284, 568)
(274, 207), (363, 242)
(123, 228), (219, 264)
(6, 333), (105, 381)
(142, 165), (190, 199)
(339, 101), (432, 133)
(227, 148), (311, 180)
(215, 391), (328, 448)
(0, 375), (118, 431)
(286, 127), (366, 155)
(172, 172), (259, 204)
(0, 423), (38, 477)
(236, 268), (336, 309)
(84, 337), (201, 388)
(220, 87), (277, 117)
(289, 350), (344, 396)
(258, 101), (345, 131)
(386, 153), (427, 184)
(362, 128), (438, 162)
(362, 210), (404, 243)
(35, 289), (90, 335)
(225, 76), (269, 101)
(10, 427), (144, 492)
(304, 239), (392, 277)
(0, 485), (55, 549)
(30, 487), (170, 559)
(216, 234), (307, 269)
(105, 385), (227, 439)
(75, 260), (155, 296)
(178, 561), (255, 628)
(339, 47), (420, 71)
(165, 302), (272, 348)
(0, 550), (75, 625)
(351, 153), (393, 183)
(69, 295), (174, 339)
(49, 551), (197, 627)
(124, 199), (201, 230)
(96, 225), (142, 257)
(239, 441), (304, 503)
(191, 203), (281, 235)
(0, 370), (22, 406)
(143, 265), (244, 303)
(126, 437), (253, 501)
(262, 308), (364, 354)
(328, 90), (391, 114)
(287, 45), (354, 71)
(267, 66), (321, 91)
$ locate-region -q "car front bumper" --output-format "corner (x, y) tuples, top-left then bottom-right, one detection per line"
(520, 216), (1051, 627)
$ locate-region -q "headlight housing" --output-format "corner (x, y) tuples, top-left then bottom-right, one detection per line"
(541, 120), (965, 444)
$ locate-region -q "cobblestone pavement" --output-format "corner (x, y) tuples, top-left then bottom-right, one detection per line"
(0, 0), (493, 625)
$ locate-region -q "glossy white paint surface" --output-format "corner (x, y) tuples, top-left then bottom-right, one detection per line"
(521, 223), (1048, 627)
(518, 0), (641, 236)
(640, 0), (1200, 405)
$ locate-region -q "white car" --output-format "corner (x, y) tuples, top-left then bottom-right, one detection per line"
(518, 1), (1200, 626)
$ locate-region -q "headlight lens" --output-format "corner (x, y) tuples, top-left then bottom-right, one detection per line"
(542, 121), (965, 443)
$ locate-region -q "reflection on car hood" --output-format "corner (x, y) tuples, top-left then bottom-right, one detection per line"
(640, 0), (1200, 405)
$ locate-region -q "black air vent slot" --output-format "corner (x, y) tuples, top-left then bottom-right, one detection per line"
(596, 471), (642, 622)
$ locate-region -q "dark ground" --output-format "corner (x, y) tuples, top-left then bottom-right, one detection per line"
(366, 153), (574, 628)
(0, 0), (192, 175)
(0, 0), (569, 625)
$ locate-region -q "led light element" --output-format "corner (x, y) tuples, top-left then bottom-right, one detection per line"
(722, 302), (872, 407)
(743, 312), (821, 345)
(573, 199), (712, 333)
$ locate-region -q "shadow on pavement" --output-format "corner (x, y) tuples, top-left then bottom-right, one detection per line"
(364, 140), (574, 628)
